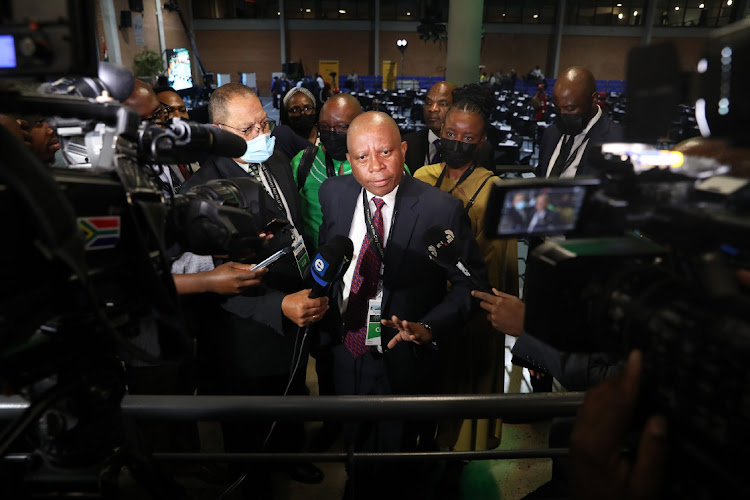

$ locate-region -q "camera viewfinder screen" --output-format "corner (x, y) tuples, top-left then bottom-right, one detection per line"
(0, 35), (16, 69)
(497, 185), (588, 236)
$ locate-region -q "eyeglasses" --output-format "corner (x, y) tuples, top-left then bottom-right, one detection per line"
(145, 103), (171, 123)
(318, 123), (350, 134)
(160, 101), (188, 117)
(288, 105), (315, 115)
(217, 119), (276, 139)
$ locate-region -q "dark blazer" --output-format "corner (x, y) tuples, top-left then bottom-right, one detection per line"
(182, 152), (307, 378)
(318, 174), (487, 394)
(403, 128), (495, 173)
(535, 111), (625, 178)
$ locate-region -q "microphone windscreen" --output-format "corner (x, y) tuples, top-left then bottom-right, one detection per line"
(208, 125), (247, 158)
(311, 235), (354, 293)
(423, 224), (460, 267)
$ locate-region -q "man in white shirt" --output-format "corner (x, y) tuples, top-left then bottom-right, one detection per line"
(536, 66), (624, 179)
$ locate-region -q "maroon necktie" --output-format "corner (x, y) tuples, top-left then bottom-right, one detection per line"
(343, 197), (385, 358)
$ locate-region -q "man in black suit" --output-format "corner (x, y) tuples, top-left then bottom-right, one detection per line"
(536, 66), (625, 179)
(404, 81), (495, 173)
(180, 82), (328, 493)
(318, 111), (486, 498)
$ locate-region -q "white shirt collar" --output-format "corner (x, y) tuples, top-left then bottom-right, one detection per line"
(428, 129), (440, 144)
(364, 185), (399, 207)
(576, 105), (602, 139)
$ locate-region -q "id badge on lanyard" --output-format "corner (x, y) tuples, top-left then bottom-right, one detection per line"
(290, 227), (310, 278)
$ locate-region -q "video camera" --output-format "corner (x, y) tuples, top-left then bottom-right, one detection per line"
(486, 19), (750, 498)
(0, 1), (279, 495)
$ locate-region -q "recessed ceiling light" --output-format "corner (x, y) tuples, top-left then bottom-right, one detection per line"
(305, 8), (311, 12)
(618, 13), (624, 19)
(675, 6), (680, 10)
(339, 9), (346, 14)
(533, 14), (539, 18)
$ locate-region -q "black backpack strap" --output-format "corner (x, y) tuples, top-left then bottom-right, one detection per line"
(296, 145), (319, 192)
(465, 175), (497, 213)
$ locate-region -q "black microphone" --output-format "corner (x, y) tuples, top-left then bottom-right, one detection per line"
(139, 119), (247, 163)
(423, 224), (491, 292)
(309, 235), (354, 299)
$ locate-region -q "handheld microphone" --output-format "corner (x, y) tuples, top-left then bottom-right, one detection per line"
(309, 235), (354, 299)
(423, 224), (491, 293)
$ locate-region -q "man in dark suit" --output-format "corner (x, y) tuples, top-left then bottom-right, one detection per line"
(318, 111), (486, 498)
(404, 81), (495, 173)
(180, 82), (328, 493)
(536, 66), (625, 179)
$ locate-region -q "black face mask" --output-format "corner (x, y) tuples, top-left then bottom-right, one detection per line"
(555, 112), (588, 136)
(319, 130), (348, 161)
(440, 138), (478, 168)
(288, 114), (316, 137)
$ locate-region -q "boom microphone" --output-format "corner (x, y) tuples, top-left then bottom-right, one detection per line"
(423, 224), (491, 292)
(309, 235), (354, 299)
(138, 119), (247, 163)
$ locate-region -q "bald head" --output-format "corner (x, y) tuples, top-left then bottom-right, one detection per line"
(347, 112), (407, 196)
(552, 67), (599, 132)
(124, 79), (161, 120)
(320, 93), (362, 129)
(322, 92), (362, 116)
(424, 81), (456, 135)
(347, 111), (401, 148)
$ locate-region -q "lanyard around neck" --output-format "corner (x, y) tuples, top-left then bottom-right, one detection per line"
(435, 164), (475, 194)
(362, 190), (396, 262)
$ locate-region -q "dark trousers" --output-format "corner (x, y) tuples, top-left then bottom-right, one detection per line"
(332, 344), (439, 500)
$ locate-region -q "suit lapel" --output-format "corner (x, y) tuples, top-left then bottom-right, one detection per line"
(382, 175), (420, 311)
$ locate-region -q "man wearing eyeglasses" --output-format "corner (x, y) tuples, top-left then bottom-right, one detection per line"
(124, 79), (190, 196)
(290, 93), (362, 250)
(180, 82), (328, 491)
(153, 85), (190, 121)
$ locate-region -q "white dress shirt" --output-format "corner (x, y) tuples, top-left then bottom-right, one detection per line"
(426, 129), (440, 166)
(340, 186), (399, 314)
(545, 105), (602, 178)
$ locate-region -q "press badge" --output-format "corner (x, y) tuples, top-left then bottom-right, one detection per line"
(365, 298), (382, 347)
(291, 228), (310, 277)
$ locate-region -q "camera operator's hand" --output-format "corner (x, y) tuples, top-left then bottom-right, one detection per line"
(570, 350), (667, 500)
(383, 315), (433, 348)
(173, 262), (268, 295)
(281, 289), (329, 327)
(471, 288), (525, 337)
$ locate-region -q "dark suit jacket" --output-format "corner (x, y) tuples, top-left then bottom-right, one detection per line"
(181, 152), (307, 379)
(318, 174), (487, 394)
(535, 111), (625, 178)
(403, 128), (495, 173)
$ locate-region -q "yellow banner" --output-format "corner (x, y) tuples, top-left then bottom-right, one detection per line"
(382, 60), (397, 90)
(318, 60), (340, 89)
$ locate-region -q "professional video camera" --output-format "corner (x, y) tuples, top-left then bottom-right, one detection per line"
(485, 19), (750, 498)
(0, 1), (280, 496)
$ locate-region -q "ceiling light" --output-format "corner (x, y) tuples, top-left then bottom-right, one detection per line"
(618, 13), (624, 19)
(305, 8), (311, 12)
(616, 3), (622, 6)
(699, 3), (705, 7)
(633, 10), (639, 16)
(675, 6), (680, 10)
(728, 0), (733, 5)
(533, 14), (539, 18)
(339, 9), (346, 14)
(406, 12), (411, 16)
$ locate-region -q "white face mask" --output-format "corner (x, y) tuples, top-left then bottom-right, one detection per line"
(241, 133), (276, 163)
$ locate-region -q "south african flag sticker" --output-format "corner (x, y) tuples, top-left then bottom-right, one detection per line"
(78, 216), (121, 250)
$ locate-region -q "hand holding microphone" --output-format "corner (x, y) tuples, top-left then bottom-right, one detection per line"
(282, 235), (354, 327)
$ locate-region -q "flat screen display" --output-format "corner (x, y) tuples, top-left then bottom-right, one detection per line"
(0, 35), (16, 69)
(496, 185), (588, 237)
